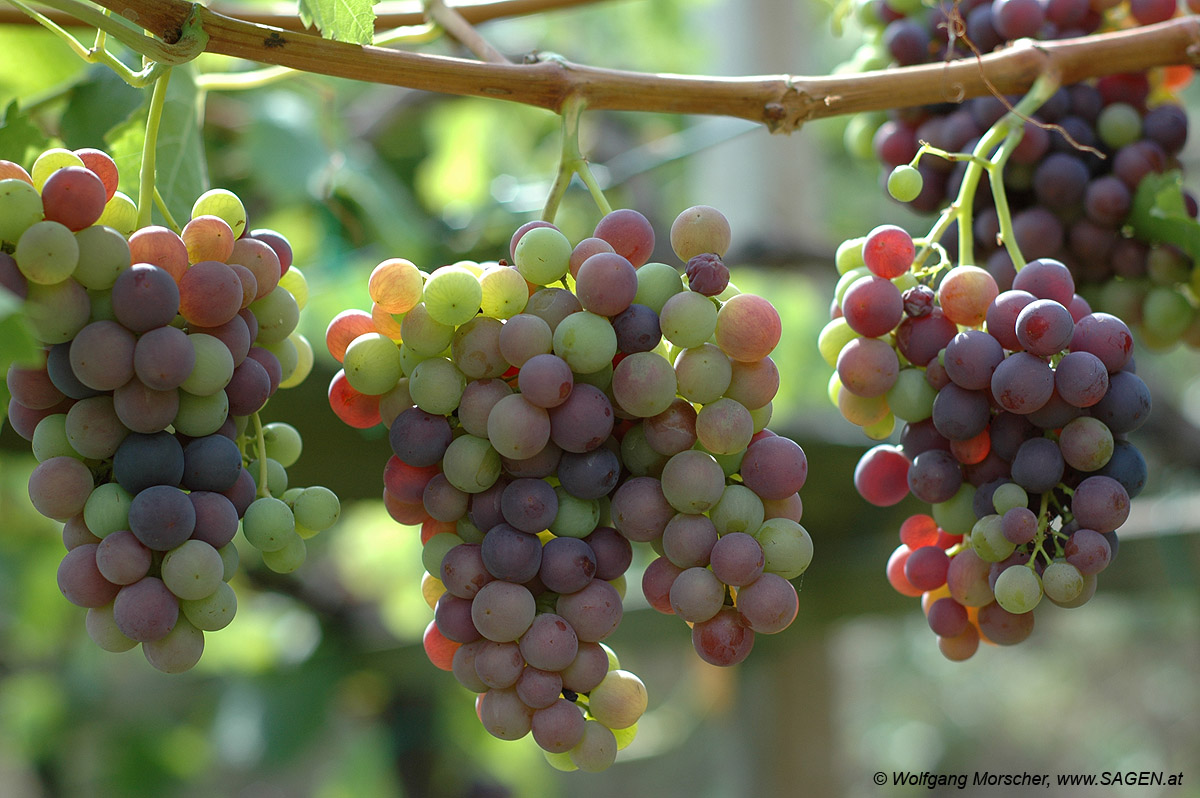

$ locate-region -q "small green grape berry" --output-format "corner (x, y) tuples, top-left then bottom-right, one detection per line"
(887, 165), (923, 203)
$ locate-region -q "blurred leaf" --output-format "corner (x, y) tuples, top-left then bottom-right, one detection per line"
(0, 28), (86, 107)
(59, 66), (145, 150)
(0, 288), (40, 422)
(106, 67), (208, 226)
(297, 0), (378, 44)
(1129, 170), (1200, 262)
(0, 100), (49, 165)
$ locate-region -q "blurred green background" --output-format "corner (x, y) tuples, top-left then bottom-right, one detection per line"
(1, 1), (1198, 796)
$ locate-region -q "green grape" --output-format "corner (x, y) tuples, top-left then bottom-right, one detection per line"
(659, 291), (717, 349)
(292, 486), (340, 532)
(885, 368), (935, 422)
(181, 334), (235, 396)
(247, 457), (289, 497)
(96, 191), (137, 235)
(30, 148), (83, 189)
(261, 530), (307, 573)
(278, 266), (309, 310)
(633, 262), (684, 313)
(455, 517), (484, 544)
(552, 311), (618, 374)
(32, 414), (75, 462)
(932, 483), (976, 536)
(1096, 102), (1141, 150)
(587, 670), (647, 730)
(514, 226), (571, 286)
(400, 303), (456, 356)
(887, 165), (923, 203)
(192, 188), (248, 238)
(834, 237), (866, 275)
(749, 402), (772, 433)
(754, 517), (813, 578)
(218, 542), (239, 582)
(569, 721), (617, 773)
(991, 482), (1028, 515)
(377, 377), (413, 427)
(993, 565), (1042, 614)
(250, 286), (301, 345)
(73, 225), (131, 290)
(834, 265), (872, 308)
(263, 422), (303, 468)
(548, 486), (600, 538)
(1141, 286), (1194, 345)
(612, 722), (637, 751)
(409, 356), (467, 415)
(422, 264), (483, 326)
(844, 112), (883, 160)
(180, 581), (237, 631)
(479, 264), (529, 319)
(343, 332), (404, 395)
(0, 178), (45, 244)
(241, 496), (295, 552)
(421, 532), (464, 575)
(619, 423), (668, 478)
(264, 336), (300, 384)
(543, 750), (578, 772)
(441, 434), (501, 494)
(277, 332), (313, 389)
(861, 411), (895, 441)
(24, 279), (90, 344)
(86, 603), (137, 652)
(1042, 560), (1084, 604)
(970, 514), (1015, 562)
(709, 483), (765, 536)
(173, 390), (229, 437)
(162, 539), (225, 600)
(817, 317), (859, 368)
(83, 482), (133, 538)
(142, 617), (204, 674)
(15, 220), (80, 285)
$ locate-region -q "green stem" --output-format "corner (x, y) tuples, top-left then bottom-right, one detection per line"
(1028, 492), (1053, 566)
(542, 93), (612, 222)
(153, 187), (182, 233)
(137, 70), (172, 231)
(987, 123), (1030, 271)
(252, 412), (271, 499)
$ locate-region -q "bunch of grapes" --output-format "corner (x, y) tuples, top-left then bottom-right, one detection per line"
(325, 205), (812, 771)
(842, 0), (1200, 349)
(2, 147), (339, 673)
(822, 221), (1147, 660)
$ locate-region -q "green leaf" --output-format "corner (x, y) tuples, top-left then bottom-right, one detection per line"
(59, 66), (145, 150)
(0, 287), (42, 426)
(105, 67), (208, 226)
(0, 100), (49, 165)
(297, 0), (378, 44)
(1128, 170), (1200, 263)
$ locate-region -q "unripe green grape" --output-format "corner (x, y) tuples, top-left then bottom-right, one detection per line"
(552, 311), (618, 374)
(173, 390), (229, 437)
(247, 457), (289, 497)
(569, 721), (618, 773)
(250, 286), (301, 345)
(180, 581), (237, 631)
(31, 147), (84, 190)
(261, 530), (306, 573)
(409, 356), (466, 415)
(834, 265), (872, 308)
(277, 332), (313, 389)
(1142, 286), (1195, 344)
(162, 539), (225, 600)
(970, 514), (1015, 562)
(543, 750), (578, 772)
(24, 279), (90, 344)
(86, 603), (137, 652)
(32, 414), (75, 461)
(709, 483), (765, 536)
(548, 487), (600, 538)
(15, 220), (80, 284)
(749, 401), (772, 433)
(514, 226), (571, 286)
(73, 225), (131, 290)
(278, 266), (309, 311)
(670, 205), (731, 260)
(991, 482), (1029, 515)
(932, 483), (976, 536)
(885, 368), (935, 421)
(192, 188), (248, 238)
(817, 317), (859, 368)
(423, 264), (483, 326)
(400, 302), (456, 357)
(181, 334), (235, 396)
(293, 486), (340, 532)
(754, 517), (813, 578)
(0, 178), (45, 243)
(844, 112), (884, 160)
(241, 496), (295, 552)
(834, 237), (866, 274)
(343, 332), (403, 395)
(993, 565), (1042, 614)
(887, 165), (923, 203)
(659, 290), (718, 349)
(441, 434), (500, 494)
(1096, 102), (1141, 150)
(619, 423), (668, 478)
(264, 336), (300, 385)
(83, 482), (133, 538)
(587, 669), (647, 730)
(421, 532), (463, 575)
(633, 261), (684, 313)
(479, 264), (529, 319)
(97, 191), (138, 235)
(861, 410), (895, 441)
(142, 617), (204, 674)
(262, 422), (303, 467)
(218, 542), (239, 582)
(1042, 560), (1085, 604)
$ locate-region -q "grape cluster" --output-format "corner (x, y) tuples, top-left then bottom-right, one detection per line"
(842, 0), (1200, 349)
(2, 147), (338, 673)
(326, 205), (811, 771)
(823, 223), (1147, 660)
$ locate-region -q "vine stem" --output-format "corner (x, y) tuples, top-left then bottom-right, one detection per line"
(137, 70), (172, 231)
(252, 412), (271, 499)
(542, 94), (612, 222)
(424, 0), (510, 64)
(69, 1), (1200, 132)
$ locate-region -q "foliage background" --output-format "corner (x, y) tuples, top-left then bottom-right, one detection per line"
(0, 1), (1198, 796)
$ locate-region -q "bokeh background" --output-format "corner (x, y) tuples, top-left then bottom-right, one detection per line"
(1, 1), (1198, 796)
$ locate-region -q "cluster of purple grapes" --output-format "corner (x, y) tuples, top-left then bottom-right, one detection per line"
(823, 223), (1147, 659)
(325, 205), (811, 771)
(2, 147), (337, 674)
(846, 0), (1200, 349)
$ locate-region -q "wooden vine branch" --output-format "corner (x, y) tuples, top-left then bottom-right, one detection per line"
(27, 0), (1200, 132)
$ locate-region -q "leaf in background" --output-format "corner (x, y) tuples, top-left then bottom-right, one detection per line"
(1128, 169), (1200, 263)
(0, 288), (42, 424)
(105, 67), (209, 227)
(0, 100), (49, 166)
(297, 0), (378, 44)
(59, 66), (145, 150)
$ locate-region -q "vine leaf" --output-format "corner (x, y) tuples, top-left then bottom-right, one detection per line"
(1129, 170), (1200, 263)
(0, 288), (41, 426)
(105, 67), (208, 227)
(297, 0), (379, 45)
(0, 100), (49, 165)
